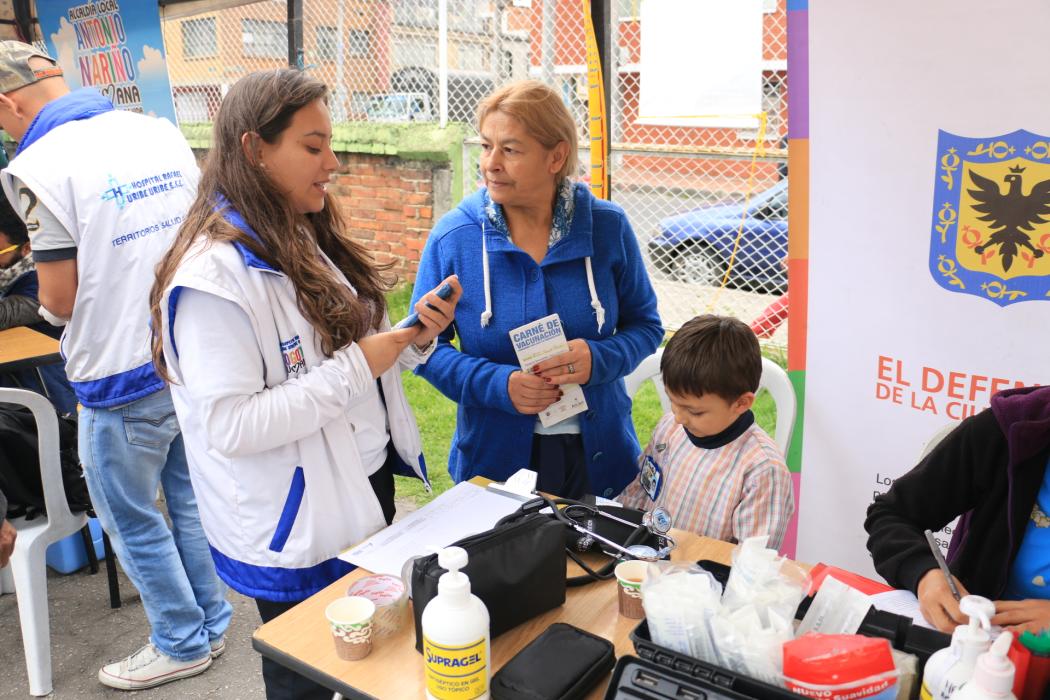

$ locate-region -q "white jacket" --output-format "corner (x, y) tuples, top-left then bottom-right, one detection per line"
(160, 214), (431, 602)
(2, 110), (199, 407)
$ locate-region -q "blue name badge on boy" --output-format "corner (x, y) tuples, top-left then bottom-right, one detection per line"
(508, 313), (587, 427)
(640, 455), (662, 501)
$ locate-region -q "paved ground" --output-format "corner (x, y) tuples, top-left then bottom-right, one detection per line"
(0, 496), (419, 699)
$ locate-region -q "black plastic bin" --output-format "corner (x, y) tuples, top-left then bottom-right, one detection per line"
(622, 560), (953, 696)
(605, 654), (762, 700)
(629, 620), (798, 700)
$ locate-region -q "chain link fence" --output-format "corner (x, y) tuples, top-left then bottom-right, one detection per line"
(161, 0), (788, 346)
(611, 0), (788, 346)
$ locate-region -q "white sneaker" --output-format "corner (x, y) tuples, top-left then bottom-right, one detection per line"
(98, 643), (212, 690)
(210, 637), (226, 659)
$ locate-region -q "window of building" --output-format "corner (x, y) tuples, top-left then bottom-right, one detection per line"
(737, 73), (786, 143)
(316, 26), (337, 62)
(348, 29), (370, 58)
(393, 38), (436, 69)
(395, 0), (486, 32)
(617, 0), (640, 18)
(181, 17), (217, 59)
(450, 0), (486, 32)
(242, 19), (286, 59)
(174, 91), (210, 122)
(394, 5), (437, 27)
(173, 85), (221, 123)
(314, 27), (369, 62)
(499, 49), (513, 79)
(457, 43), (486, 71)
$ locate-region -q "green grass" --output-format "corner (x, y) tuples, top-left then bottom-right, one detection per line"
(387, 284), (780, 505)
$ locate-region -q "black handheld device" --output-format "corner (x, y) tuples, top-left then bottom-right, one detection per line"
(394, 280), (453, 329)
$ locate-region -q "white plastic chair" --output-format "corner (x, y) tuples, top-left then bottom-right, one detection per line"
(623, 347), (669, 411)
(0, 387), (89, 696)
(920, 423), (959, 461)
(623, 349), (797, 455)
(757, 358), (796, 455)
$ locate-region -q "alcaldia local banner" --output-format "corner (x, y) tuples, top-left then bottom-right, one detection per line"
(37, 0), (178, 123)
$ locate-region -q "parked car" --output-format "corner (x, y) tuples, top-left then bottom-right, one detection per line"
(648, 180), (788, 292)
(365, 92), (433, 122)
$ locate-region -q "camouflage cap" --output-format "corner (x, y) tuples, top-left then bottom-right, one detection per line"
(0, 41), (62, 94)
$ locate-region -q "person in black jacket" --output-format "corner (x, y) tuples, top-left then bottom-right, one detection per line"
(865, 385), (1050, 633)
(0, 197), (38, 330)
(0, 196), (77, 415)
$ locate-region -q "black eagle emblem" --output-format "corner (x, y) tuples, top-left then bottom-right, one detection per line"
(967, 166), (1050, 272)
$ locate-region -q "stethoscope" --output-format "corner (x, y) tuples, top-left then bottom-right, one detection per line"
(506, 495), (677, 584)
(558, 501), (676, 562)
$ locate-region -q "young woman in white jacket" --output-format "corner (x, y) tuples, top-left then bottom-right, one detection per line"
(148, 69), (460, 700)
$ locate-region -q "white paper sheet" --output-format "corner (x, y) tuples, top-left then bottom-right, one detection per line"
(797, 576), (873, 635)
(339, 481), (525, 577)
(870, 589), (936, 629)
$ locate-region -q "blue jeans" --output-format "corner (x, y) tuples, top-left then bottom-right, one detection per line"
(80, 388), (232, 661)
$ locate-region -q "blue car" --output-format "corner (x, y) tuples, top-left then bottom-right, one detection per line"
(648, 180), (788, 292)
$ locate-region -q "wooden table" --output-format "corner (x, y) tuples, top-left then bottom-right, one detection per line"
(253, 528), (734, 699)
(0, 326), (61, 374)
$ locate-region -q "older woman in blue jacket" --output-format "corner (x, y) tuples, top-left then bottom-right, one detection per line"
(411, 80), (663, 499)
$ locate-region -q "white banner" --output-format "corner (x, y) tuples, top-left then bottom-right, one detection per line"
(639, 0), (762, 128)
(799, 0), (1050, 576)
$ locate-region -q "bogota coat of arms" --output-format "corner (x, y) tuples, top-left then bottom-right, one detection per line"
(930, 129), (1050, 306)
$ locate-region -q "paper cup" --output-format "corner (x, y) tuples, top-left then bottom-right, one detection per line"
(347, 575), (408, 638)
(325, 596), (376, 661)
(614, 560), (648, 619)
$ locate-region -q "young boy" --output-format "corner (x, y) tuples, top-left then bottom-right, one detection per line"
(619, 314), (795, 549)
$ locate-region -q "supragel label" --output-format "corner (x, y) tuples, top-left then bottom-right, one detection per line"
(423, 635), (488, 699)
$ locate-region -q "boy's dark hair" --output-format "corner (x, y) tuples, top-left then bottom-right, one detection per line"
(0, 195), (28, 245)
(660, 314), (762, 401)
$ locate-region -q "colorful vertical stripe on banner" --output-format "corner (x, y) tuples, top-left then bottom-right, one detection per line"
(581, 0), (608, 199)
(781, 2), (809, 559)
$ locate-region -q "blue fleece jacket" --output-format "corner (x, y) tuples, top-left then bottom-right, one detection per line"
(411, 183), (663, 497)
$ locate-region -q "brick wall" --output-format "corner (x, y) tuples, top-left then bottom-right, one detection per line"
(189, 145), (454, 284)
(330, 153), (440, 283)
(184, 122), (465, 285)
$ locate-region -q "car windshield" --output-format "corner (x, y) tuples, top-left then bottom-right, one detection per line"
(748, 184), (788, 220)
(367, 95), (412, 119)
(367, 94), (429, 120)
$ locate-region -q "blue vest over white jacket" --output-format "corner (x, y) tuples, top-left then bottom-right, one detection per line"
(160, 223), (430, 602)
(411, 184), (663, 497)
(2, 109), (199, 407)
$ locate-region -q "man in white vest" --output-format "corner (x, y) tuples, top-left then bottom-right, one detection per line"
(0, 42), (231, 690)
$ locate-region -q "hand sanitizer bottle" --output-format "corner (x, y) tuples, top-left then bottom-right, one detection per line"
(953, 632), (1017, 700)
(422, 546), (490, 700)
(921, 595), (996, 700)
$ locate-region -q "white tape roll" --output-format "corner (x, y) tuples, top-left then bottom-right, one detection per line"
(347, 574), (408, 638)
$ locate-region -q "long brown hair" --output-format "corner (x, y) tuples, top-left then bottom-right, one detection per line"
(149, 69), (393, 380)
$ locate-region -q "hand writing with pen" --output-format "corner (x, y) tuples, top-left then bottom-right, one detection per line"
(918, 568), (1050, 635)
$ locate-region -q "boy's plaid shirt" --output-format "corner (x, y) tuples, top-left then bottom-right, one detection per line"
(620, 413), (795, 549)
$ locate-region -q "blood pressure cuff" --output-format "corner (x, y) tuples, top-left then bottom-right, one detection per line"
(491, 623), (615, 700)
(497, 496), (667, 585)
(411, 512), (566, 652)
